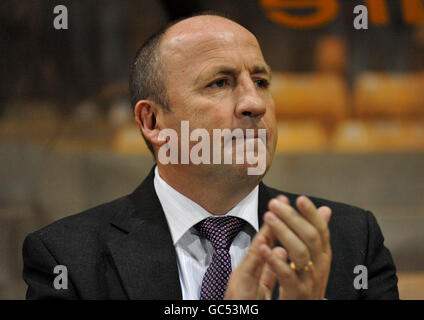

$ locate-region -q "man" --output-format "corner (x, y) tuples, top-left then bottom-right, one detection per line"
(22, 14), (399, 300)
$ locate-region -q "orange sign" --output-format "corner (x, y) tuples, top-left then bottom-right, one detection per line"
(260, 0), (424, 28)
(261, 0), (339, 28)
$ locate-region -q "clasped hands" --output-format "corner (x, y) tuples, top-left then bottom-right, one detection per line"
(225, 195), (332, 300)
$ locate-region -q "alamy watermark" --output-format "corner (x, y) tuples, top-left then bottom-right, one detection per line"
(157, 121), (267, 176)
(353, 265), (368, 290)
(53, 5), (68, 30)
(53, 265), (68, 290)
(353, 5), (368, 30)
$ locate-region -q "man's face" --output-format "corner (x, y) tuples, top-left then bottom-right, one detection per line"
(157, 17), (277, 178)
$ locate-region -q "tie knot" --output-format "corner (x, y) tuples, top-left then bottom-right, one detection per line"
(195, 216), (246, 249)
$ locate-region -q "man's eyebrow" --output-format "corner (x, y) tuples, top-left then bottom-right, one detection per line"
(208, 66), (237, 76)
(198, 64), (272, 82)
(194, 65), (236, 85)
(251, 64), (272, 78)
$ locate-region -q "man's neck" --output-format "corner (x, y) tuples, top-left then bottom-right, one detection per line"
(156, 164), (261, 215)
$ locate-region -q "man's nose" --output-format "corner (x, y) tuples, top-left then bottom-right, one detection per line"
(234, 80), (266, 119)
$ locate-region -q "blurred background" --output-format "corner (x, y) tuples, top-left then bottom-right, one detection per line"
(0, 0), (423, 299)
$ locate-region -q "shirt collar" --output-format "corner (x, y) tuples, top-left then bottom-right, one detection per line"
(153, 166), (259, 245)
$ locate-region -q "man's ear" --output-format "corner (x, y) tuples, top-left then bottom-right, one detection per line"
(134, 100), (166, 148)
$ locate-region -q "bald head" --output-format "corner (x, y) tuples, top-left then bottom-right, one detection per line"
(162, 15), (259, 49)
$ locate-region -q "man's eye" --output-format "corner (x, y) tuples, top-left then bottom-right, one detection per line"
(254, 79), (269, 89)
(208, 79), (229, 88)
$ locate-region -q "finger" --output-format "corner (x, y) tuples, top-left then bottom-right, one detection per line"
(259, 243), (298, 293)
(316, 206), (332, 252)
(273, 246), (287, 260)
(264, 211), (312, 268)
(317, 206), (332, 223)
(237, 226), (272, 279)
(258, 246), (287, 299)
(260, 223), (276, 247)
(268, 199), (322, 261)
(296, 196), (332, 248)
(296, 196), (328, 233)
(258, 262), (275, 300)
(276, 195), (290, 205)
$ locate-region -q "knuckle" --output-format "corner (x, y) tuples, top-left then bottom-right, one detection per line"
(295, 247), (309, 261)
(305, 228), (320, 243)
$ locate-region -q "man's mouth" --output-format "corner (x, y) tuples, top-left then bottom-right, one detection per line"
(226, 129), (267, 147)
(231, 129), (261, 140)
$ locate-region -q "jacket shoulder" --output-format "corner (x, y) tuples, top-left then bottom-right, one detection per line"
(29, 195), (134, 243)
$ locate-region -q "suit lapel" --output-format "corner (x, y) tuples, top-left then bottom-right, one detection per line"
(258, 182), (272, 228)
(107, 167), (182, 299)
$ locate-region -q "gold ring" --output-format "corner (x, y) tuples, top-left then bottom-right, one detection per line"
(290, 260), (313, 272)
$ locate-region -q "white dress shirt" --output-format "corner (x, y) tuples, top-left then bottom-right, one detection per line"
(153, 166), (259, 300)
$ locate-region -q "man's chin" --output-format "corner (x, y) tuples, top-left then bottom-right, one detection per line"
(213, 162), (267, 184)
